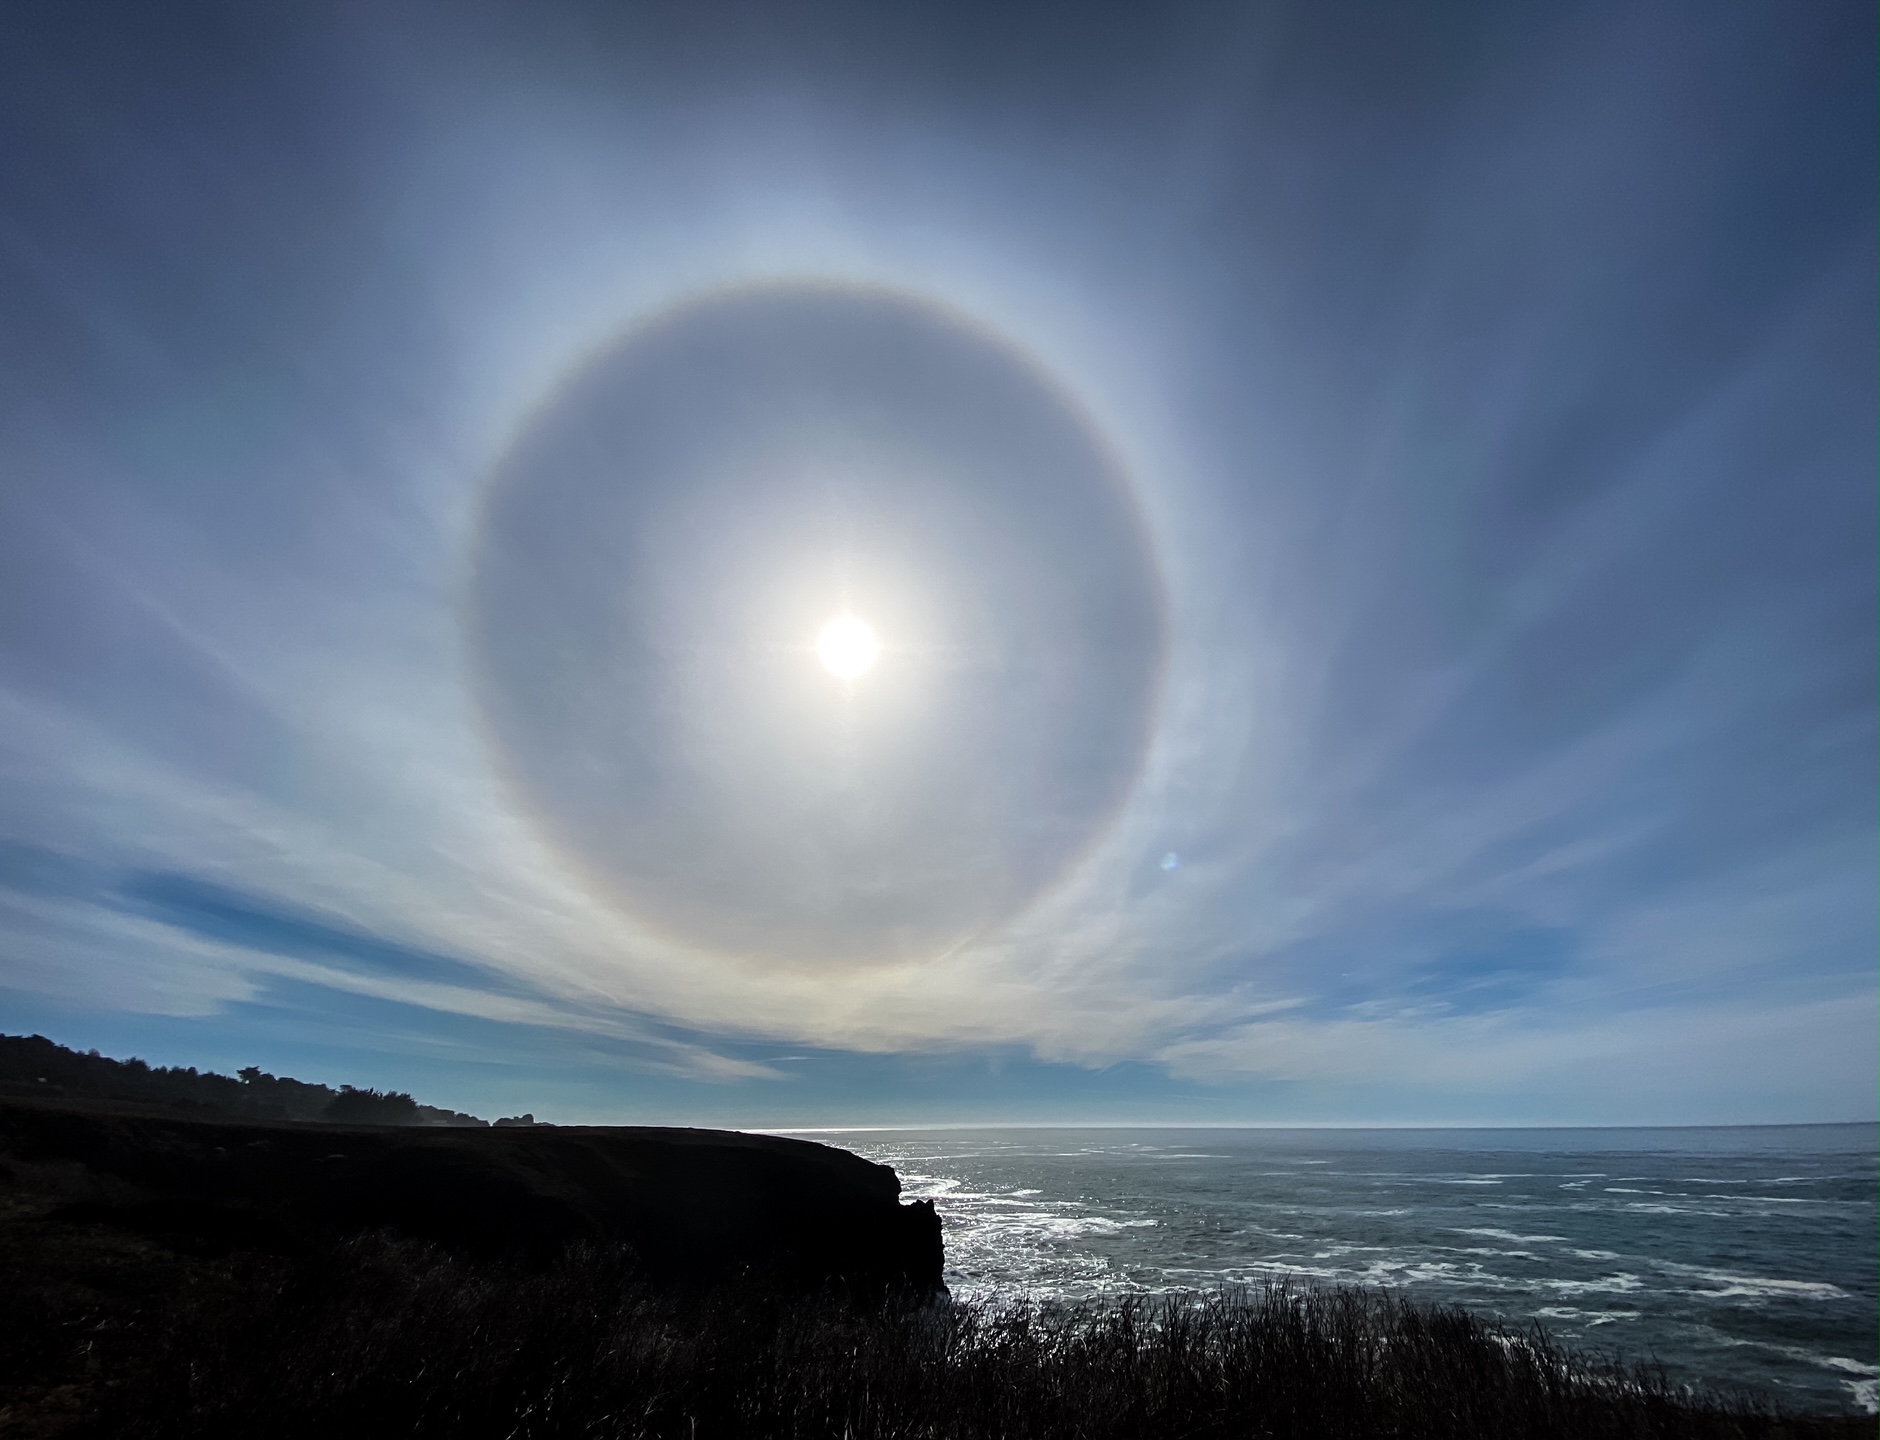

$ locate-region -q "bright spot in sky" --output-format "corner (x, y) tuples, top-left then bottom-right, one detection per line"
(816, 615), (880, 680)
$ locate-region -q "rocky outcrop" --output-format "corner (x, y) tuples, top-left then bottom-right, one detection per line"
(0, 1097), (943, 1293)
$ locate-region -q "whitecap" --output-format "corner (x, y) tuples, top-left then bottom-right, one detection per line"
(1721, 1345), (1880, 1414)
(1455, 1227), (1566, 1244)
(1695, 1276), (1845, 1300)
(1535, 1306), (1639, 1326)
(1622, 1203), (1730, 1217)
(1543, 1274), (1644, 1298)
(1821, 1359), (1880, 1416)
(1819, 1356), (1880, 1378)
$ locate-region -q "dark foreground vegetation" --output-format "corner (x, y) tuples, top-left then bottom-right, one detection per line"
(4, 1230), (1871, 1440)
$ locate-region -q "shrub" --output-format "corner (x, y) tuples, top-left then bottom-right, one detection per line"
(91, 1236), (1865, 1440)
(322, 1086), (422, 1125)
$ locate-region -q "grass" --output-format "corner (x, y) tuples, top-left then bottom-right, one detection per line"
(26, 1233), (1866, 1440)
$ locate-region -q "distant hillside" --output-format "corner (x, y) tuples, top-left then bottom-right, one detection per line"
(0, 1032), (489, 1126)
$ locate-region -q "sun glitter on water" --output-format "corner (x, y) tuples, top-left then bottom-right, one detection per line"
(816, 615), (880, 680)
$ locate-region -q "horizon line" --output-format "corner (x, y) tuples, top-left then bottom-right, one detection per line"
(755, 1118), (1879, 1134)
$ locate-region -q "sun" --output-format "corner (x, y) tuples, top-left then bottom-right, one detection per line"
(816, 615), (880, 680)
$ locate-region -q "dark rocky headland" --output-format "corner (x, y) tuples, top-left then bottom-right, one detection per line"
(0, 1096), (942, 1290)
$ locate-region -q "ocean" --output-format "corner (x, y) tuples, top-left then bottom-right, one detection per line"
(802, 1125), (1878, 1416)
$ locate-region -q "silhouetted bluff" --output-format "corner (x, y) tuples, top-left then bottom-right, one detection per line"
(0, 1035), (942, 1294)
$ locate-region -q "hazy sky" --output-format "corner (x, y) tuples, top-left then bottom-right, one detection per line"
(0, 0), (1873, 1126)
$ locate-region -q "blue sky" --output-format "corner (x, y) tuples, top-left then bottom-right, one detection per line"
(0, 0), (1872, 1125)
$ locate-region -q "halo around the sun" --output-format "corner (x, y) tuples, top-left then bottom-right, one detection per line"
(467, 280), (1165, 965)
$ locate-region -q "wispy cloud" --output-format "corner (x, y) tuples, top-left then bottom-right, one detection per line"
(0, 0), (1869, 1123)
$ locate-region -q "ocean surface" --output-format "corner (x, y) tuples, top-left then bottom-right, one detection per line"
(802, 1126), (1878, 1415)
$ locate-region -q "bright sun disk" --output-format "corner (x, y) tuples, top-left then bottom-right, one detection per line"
(816, 615), (880, 679)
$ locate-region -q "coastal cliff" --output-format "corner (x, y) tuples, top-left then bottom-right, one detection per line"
(0, 1097), (942, 1293)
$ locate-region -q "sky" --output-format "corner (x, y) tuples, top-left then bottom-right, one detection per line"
(0, 0), (1873, 1127)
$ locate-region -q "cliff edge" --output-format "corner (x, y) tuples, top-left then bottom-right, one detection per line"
(0, 1097), (943, 1293)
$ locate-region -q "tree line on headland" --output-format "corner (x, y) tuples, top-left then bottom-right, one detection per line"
(0, 1032), (539, 1126)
